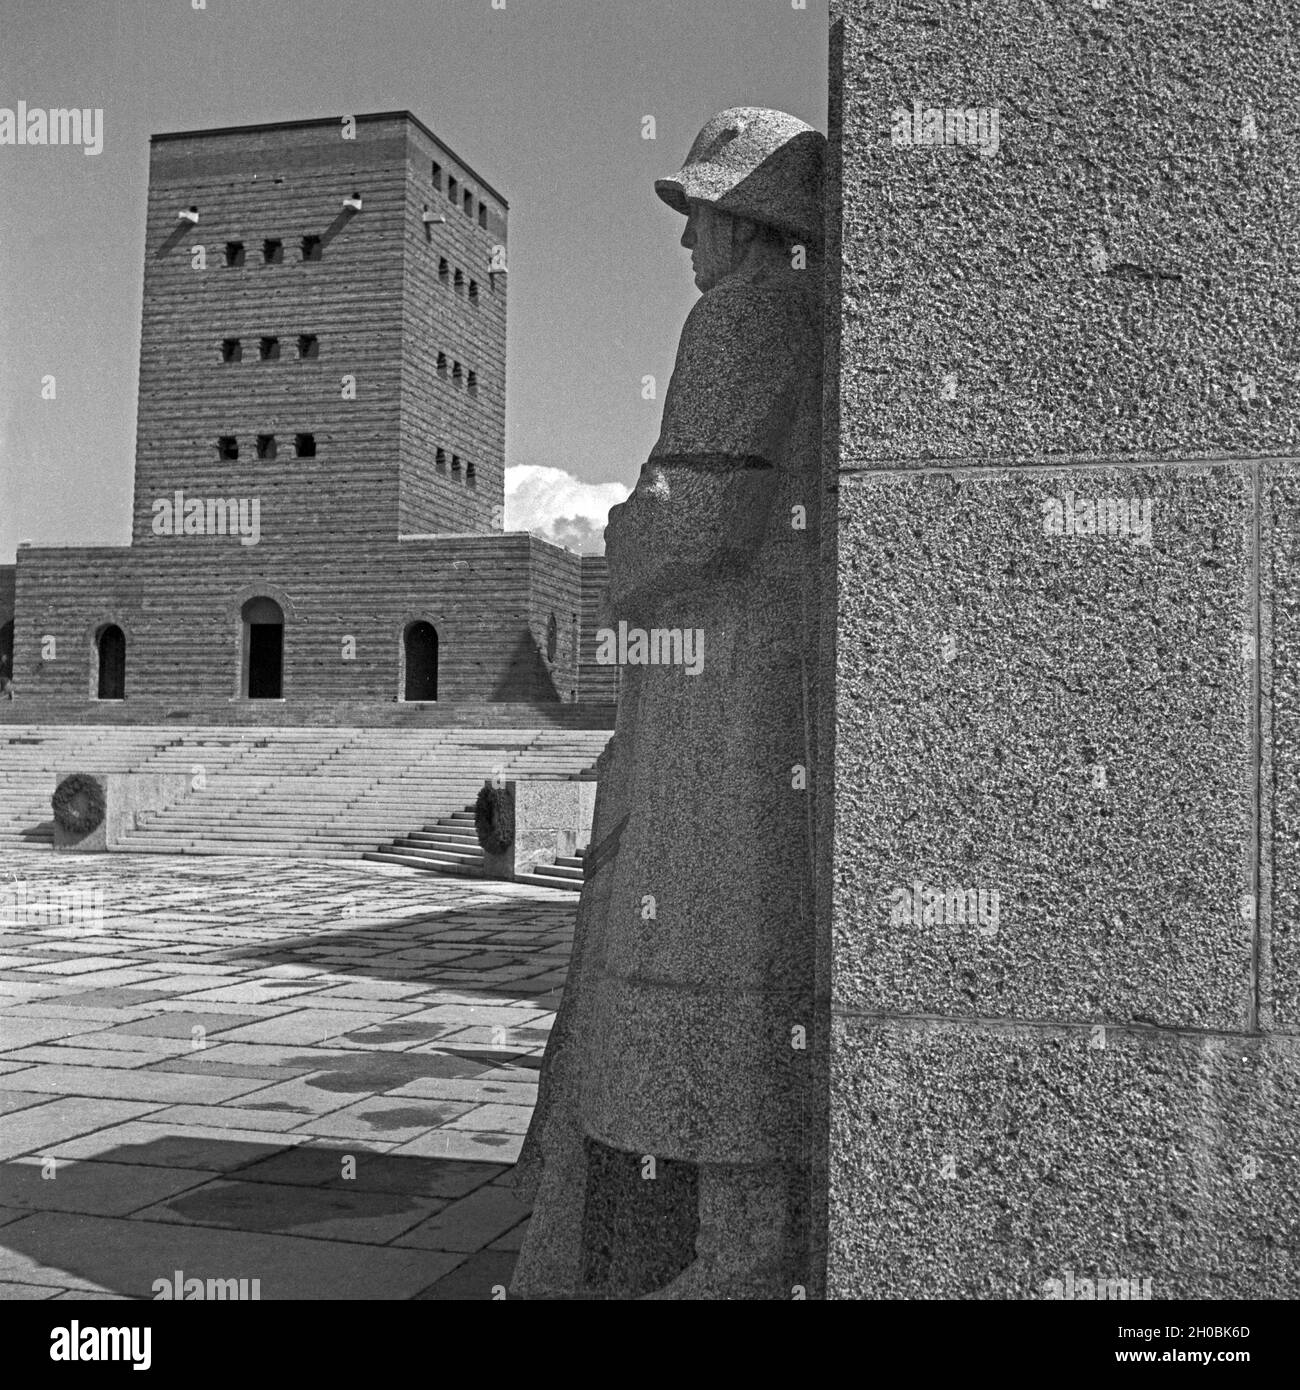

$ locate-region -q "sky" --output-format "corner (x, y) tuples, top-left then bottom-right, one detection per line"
(0, 0), (827, 559)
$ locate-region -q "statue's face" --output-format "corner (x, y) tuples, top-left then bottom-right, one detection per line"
(682, 200), (743, 292)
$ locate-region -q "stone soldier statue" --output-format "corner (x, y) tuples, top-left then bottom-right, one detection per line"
(511, 108), (825, 1299)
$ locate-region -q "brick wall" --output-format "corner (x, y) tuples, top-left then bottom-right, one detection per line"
(399, 121), (507, 535)
(578, 555), (618, 704)
(10, 532), (588, 711)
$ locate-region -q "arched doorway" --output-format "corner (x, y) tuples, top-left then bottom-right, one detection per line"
(403, 621), (438, 701)
(0, 619), (13, 690)
(95, 624), (126, 700)
(242, 597), (284, 699)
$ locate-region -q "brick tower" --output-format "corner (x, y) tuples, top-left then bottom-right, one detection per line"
(131, 112), (508, 547)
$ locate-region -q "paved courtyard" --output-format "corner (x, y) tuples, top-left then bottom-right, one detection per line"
(0, 850), (575, 1299)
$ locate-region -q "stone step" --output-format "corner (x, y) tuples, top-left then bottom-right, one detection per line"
(115, 839), (364, 857)
(512, 871), (582, 892)
(362, 851), (485, 876)
(530, 862), (585, 883)
(3, 722), (609, 864)
(388, 839), (484, 865)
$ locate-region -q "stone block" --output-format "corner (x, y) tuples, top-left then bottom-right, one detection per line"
(479, 779), (596, 880)
(1263, 460), (1300, 1032)
(834, 464), (1255, 1029)
(50, 772), (188, 852)
(828, 1017), (1300, 1299)
(832, 0), (1300, 465)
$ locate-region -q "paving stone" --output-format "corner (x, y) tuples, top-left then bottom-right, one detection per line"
(232, 1147), (504, 1199)
(0, 1089), (58, 1116)
(37, 1122), (300, 1171)
(1, 1160), (217, 1218)
(51, 1289), (134, 1300)
(245, 996), (425, 1017)
(395, 1184), (533, 1252)
(169, 982), (334, 1005)
(149, 1001), (288, 1019)
(205, 1075), (361, 1118)
(446, 1103), (534, 1134)
(152, 1059), (291, 1080)
(383, 1077), (539, 1105)
(487, 1218), (531, 1252)
(22, 958), (140, 976)
(143, 1104), (320, 1133)
(215, 1010), (398, 1045)
(102, 1012), (266, 1039)
(0, 983), (72, 1002)
(405, 1004), (549, 1027)
(133, 1178), (444, 1243)
(0, 1098), (165, 1162)
(36, 969), (167, 989)
(309, 981), (431, 1001)
(433, 1025), (552, 1047)
(0, 1046), (157, 1071)
(3, 1005), (162, 1030)
(331, 1019), (463, 1050)
(390, 1130), (524, 1164)
(295, 1099), (476, 1143)
(413, 1249), (516, 1300)
(63, 1032), (200, 1056)
(149, 1042), (348, 1073)
(34, 987), (178, 1009)
(0, 1017), (111, 1052)
(3, 1065), (273, 1106)
(0, 1211), (464, 1299)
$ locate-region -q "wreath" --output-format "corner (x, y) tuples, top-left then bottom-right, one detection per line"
(52, 774), (107, 835)
(474, 781), (515, 855)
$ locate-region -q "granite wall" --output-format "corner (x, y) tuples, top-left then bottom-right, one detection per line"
(824, 0), (1299, 1298)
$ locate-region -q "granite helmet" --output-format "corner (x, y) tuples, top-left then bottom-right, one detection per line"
(654, 107), (825, 246)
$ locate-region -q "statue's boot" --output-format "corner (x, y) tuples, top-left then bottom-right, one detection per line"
(641, 1166), (788, 1300)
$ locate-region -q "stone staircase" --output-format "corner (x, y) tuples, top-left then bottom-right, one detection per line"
(0, 724), (610, 861)
(366, 808), (588, 891)
(0, 726), (195, 848)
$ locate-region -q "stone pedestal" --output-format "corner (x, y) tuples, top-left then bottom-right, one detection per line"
(478, 779), (595, 880)
(509, 780), (595, 876)
(52, 772), (189, 853)
(824, 0), (1299, 1298)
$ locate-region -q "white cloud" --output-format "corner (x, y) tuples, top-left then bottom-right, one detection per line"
(504, 464), (629, 555)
